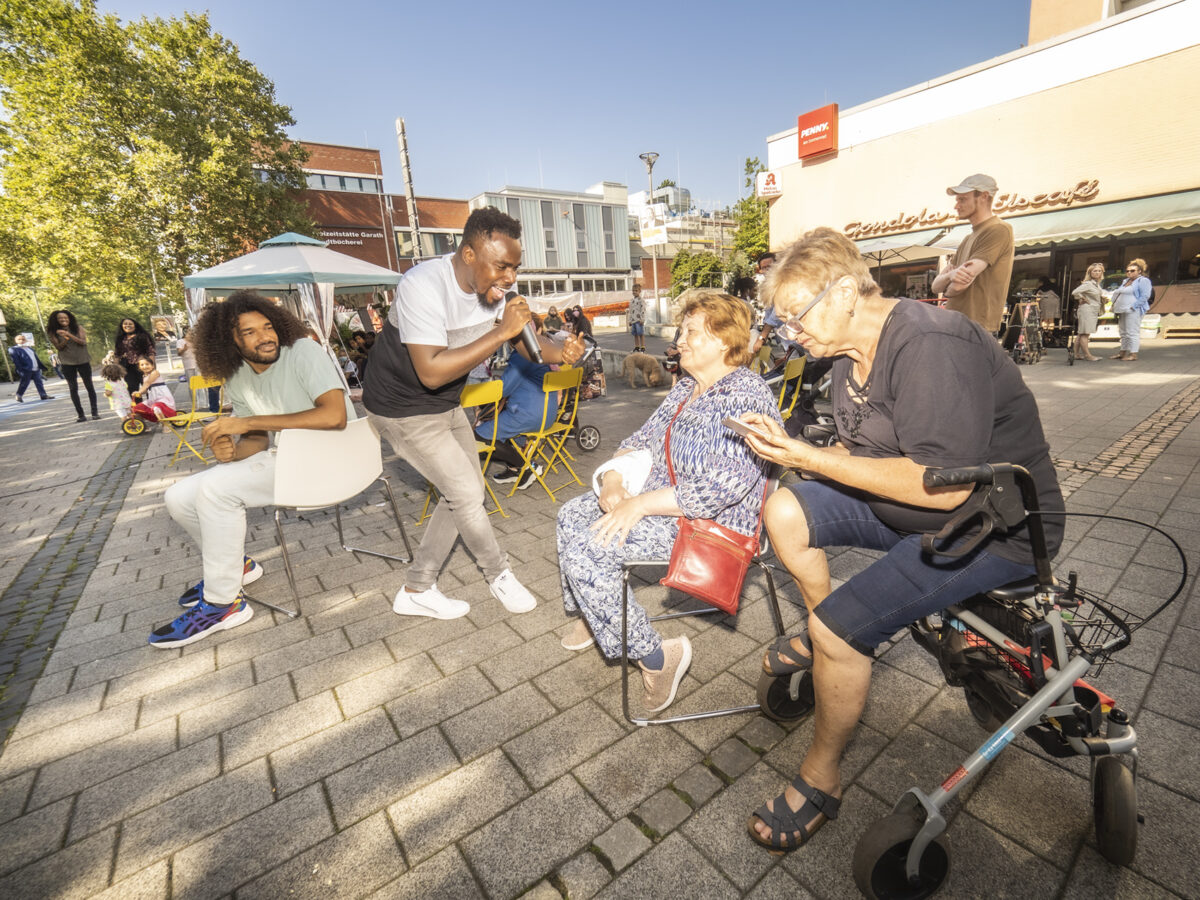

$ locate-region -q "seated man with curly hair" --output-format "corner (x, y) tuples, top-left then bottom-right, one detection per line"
(148, 290), (353, 648)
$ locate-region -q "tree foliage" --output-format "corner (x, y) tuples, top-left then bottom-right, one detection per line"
(669, 249), (724, 298)
(731, 157), (769, 262)
(0, 0), (314, 357)
(657, 178), (677, 189)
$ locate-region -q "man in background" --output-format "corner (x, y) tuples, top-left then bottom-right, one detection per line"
(931, 174), (1014, 333)
(9, 334), (54, 402)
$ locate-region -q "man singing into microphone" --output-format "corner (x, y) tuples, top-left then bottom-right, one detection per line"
(364, 206), (584, 619)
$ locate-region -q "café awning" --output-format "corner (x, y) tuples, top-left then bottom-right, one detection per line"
(1007, 190), (1200, 247)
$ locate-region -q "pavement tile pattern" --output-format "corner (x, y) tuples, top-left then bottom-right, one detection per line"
(0, 340), (1198, 898)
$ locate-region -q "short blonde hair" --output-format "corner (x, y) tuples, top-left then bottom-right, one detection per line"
(763, 227), (880, 314)
(675, 288), (752, 367)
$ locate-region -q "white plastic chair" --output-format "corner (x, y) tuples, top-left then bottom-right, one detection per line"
(272, 417), (413, 606)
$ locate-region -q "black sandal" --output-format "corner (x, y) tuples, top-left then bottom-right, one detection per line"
(762, 625), (813, 676)
(747, 774), (840, 853)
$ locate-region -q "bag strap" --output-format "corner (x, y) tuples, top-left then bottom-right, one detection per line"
(664, 398), (773, 539)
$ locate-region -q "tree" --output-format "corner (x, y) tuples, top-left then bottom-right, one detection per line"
(669, 249), (724, 298)
(657, 178), (677, 189)
(731, 157), (769, 262)
(0, 0), (314, 345)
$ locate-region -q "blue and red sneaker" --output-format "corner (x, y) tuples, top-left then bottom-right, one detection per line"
(149, 594), (253, 648)
(178, 556), (263, 608)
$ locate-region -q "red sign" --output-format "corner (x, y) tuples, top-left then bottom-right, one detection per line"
(797, 103), (838, 160)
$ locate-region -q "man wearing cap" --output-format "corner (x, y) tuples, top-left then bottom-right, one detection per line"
(931, 174), (1014, 333)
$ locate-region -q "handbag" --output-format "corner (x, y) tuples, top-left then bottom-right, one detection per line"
(659, 401), (769, 615)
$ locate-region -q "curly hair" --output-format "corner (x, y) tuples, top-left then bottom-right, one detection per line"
(462, 206), (521, 250)
(190, 290), (310, 380)
(113, 317), (152, 354)
(47, 309), (81, 335)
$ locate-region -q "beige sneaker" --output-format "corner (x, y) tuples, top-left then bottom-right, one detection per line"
(640, 636), (693, 713)
(561, 618), (595, 651)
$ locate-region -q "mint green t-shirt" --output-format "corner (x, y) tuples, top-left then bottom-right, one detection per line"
(225, 338), (355, 433)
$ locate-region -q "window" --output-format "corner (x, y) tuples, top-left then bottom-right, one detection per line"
(306, 173), (324, 190)
(1119, 238), (1172, 286)
(541, 201), (558, 267)
(602, 207), (616, 267)
(573, 203), (588, 267)
(1177, 234), (1200, 282)
(555, 280), (567, 293)
(507, 197), (520, 221)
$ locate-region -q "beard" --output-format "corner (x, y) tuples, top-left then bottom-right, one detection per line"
(239, 341), (280, 365)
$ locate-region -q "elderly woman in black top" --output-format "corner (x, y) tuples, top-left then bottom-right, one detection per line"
(114, 318), (155, 395)
(736, 228), (1064, 853)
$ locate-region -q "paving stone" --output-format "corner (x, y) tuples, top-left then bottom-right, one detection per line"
(857, 723), (980, 811)
(557, 850), (611, 900)
(442, 681), (557, 762)
(87, 860), (169, 900)
(673, 764), (724, 808)
(69, 736), (220, 842)
(136, 659), (254, 726)
(744, 867), (814, 900)
(326, 727), (459, 829)
(388, 749), (530, 864)
(533, 650), (623, 711)
(736, 716), (787, 753)
(6, 681), (106, 743)
(252, 627), (352, 683)
(384, 664), (499, 738)
(171, 784), (334, 899)
(221, 689), (343, 770)
(28, 715), (176, 809)
(593, 817), (652, 871)
(0, 827), (116, 900)
(383, 614), (479, 662)
(634, 788), (692, 836)
(0, 699), (138, 780)
(575, 726), (703, 818)
(479, 631), (575, 692)
(0, 794), (71, 877)
(597, 831), (737, 899)
(1124, 774), (1200, 896)
(460, 774), (611, 899)
(1060, 844), (1180, 900)
(368, 845), (483, 899)
(504, 699), (625, 788)
(113, 758), (274, 881)
(290, 639), (396, 699)
(334, 651), (441, 718)
(213, 615), (313, 667)
(427, 620), (525, 675)
(0, 769), (34, 825)
(710, 738), (760, 781)
(922, 810), (1067, 898)
(270, 707), (398, 798)
(104, 647), (216, 707)
(178, 673), (295, 746)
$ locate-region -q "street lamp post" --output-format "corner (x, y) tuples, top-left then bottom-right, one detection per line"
(639, 151), (660, 328)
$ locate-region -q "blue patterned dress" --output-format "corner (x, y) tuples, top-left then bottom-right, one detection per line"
(557, 367), (783, 659)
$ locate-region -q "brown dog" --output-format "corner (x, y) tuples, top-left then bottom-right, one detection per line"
(622, 351), (664, 389)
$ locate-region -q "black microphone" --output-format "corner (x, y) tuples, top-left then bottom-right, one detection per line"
(504, 291), (543, 364)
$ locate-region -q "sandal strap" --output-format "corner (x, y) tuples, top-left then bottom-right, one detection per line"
(751, 775), (840, 850)
(790, 774), (840, 821)
(764, 626), (813, 676)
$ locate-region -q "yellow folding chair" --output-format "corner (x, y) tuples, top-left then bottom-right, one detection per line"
(508, 367), (586, 502)
(164, 375), (225, 466)
(417, 379), (509, 524)
(774, 356), (806, 422)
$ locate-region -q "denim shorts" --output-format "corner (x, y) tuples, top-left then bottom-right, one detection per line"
(631, 322), (645, 337)
(787, 480), (1035, 656)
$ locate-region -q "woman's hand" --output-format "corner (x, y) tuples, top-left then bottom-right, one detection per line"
(589, 494), (647, 547)
(738, 412), (820, 471)
(598, 471), (632, 513)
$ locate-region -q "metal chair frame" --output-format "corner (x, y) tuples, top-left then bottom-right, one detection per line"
(509, 367), (586, 502)
(418, 379), (509, 524)
(163, 375), (225, 466)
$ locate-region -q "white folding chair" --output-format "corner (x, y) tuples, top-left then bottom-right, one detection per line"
(271, 417), (413, 606)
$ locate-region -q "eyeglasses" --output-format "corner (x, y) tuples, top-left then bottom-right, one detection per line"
(1126, 267), (1138, 273)
(777, 281), (835, 339)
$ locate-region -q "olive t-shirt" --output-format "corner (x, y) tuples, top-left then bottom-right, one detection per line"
(830, 299), (1063, 565)
(944, 215), (1014, 333)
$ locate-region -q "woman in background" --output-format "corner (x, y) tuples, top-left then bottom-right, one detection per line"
(114, 318), (155, 394)
(48, 309), (99, 422)
(1070, 263), (1107, 361)
(1109, 258), (1152, 361)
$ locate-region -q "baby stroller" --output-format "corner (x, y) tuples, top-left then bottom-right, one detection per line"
(564, 340), (602, 451)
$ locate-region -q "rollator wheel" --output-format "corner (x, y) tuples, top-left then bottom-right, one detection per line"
(853, 811), (950, 900)
(1067, 347), (1075, 366)
(756, 670), (814, 722)
(963, 685), (1004, 733)
(1094, 757), (1137, 866)
(122, 417), (146, 436)
(576, 424), (601, 451)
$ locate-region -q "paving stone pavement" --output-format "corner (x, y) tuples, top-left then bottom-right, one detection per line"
(0, 340), (1198, 899)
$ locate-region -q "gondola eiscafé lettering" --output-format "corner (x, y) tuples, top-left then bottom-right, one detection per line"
(843, 179), (1101, 239)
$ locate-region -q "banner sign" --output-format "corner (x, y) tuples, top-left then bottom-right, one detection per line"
(756, 170), (783, 198)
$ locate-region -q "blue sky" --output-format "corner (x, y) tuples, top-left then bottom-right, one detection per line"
(98, 0), (1031, 209)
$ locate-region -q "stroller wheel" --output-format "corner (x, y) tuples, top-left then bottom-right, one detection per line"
(122, 417), (146, 436)
(576, 424), (601, 452)
(853, 810), (950, 900)
(1094, 757), (1138, 866)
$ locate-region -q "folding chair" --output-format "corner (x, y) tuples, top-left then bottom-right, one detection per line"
(164, 375), (225, 466)
(417, 379), (508, 524)
(508, 367), (586, 502)
(770, 356), (806, 422)
(619, 474), (794, 726)
(271, 418), (414, 606)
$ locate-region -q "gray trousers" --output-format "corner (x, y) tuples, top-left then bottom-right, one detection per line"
(1117, 310), (1143, 353)
(368, 406), (507, 591)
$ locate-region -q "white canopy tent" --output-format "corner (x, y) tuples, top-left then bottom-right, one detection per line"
(182, 232), (401, 340)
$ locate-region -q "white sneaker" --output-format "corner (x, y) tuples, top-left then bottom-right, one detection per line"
(489, 569), (537, 613)
(392, 584), (470, 619)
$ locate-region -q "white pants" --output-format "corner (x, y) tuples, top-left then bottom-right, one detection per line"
(164, 451), (277, 605)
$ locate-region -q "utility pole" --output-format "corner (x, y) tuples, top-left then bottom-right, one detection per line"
(396, 118), (423, 263)
(639, 151), (660, 327)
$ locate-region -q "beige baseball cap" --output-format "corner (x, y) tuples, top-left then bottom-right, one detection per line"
(947, 174), (998, 195)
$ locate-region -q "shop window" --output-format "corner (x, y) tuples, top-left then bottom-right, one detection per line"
(1118, 239), (1172, 285)
(1176, 234), (1200, 282)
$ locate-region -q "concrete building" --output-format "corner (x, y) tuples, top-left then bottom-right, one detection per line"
(762, 0), (1200, 323)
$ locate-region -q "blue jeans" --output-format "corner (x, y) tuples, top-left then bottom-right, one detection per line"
(787, 481), (1035, 655)
(631, 322), (645, 337)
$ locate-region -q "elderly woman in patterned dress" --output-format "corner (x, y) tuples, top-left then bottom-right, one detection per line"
(556, 289), (783, 713)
